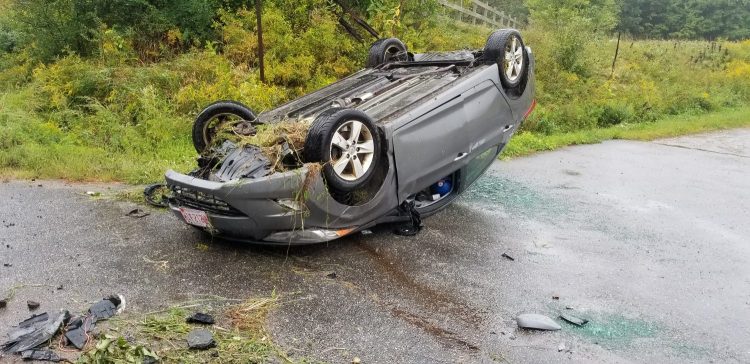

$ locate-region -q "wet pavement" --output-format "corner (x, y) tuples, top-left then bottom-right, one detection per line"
(1, 128), (749, 363)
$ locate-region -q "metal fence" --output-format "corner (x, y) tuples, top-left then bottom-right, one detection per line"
(437, 0), (519, 29)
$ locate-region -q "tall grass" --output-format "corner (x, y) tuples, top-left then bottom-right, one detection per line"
(0, 8), (748, 183)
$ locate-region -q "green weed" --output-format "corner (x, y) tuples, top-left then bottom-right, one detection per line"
(503, 107), (750, 158)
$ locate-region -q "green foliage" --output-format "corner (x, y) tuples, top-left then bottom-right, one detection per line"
(78, 335), (159, 364)
(618, 0), (750, 40)
(0, 1), (749, 182)
(526, 0), (617, 75)
(503, 107), (750, 158)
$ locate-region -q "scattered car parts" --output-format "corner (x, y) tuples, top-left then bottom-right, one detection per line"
(516, 314), (562, 331)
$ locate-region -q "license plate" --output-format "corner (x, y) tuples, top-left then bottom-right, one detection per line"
(179, 207), (210, 228)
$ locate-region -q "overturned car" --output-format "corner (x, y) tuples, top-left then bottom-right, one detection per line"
(165, 29), (536, 244)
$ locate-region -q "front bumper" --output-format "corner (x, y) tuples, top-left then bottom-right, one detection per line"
(166, 168), (351, 244)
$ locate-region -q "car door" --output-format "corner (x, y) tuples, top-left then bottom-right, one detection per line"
(461, 79), (515, 156)
(392, 95), (471, 202)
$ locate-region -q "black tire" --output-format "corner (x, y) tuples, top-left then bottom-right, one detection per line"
(304, 108), (382, 192)
(484, 29), (529, 91)
(192, 100), (257, 154)
(366, 38), (409, 68)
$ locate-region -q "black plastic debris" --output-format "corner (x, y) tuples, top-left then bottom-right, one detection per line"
(186, 312), (215, 325)
(0, 299), (7, 309)
(326, 272), (338, 279)
(2, 311), (69, 353)
(187, 329), (216, 350)
(64, 317), (92, 350)
(214, 145), (272, 181)
(560, 313), (589, 327)
(501, 253), (515, 261)
(3, 263), (11, 267)
(516, 314), (562, 331)
(126, 208), (150, 218)
(21, 349), (61, 362)
(89, 295), (122, 321)
(64, 295), (123, 350)
(27, 300), (40, 310)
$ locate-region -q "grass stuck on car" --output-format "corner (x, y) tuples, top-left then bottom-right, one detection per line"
(165, 28), (536, 244)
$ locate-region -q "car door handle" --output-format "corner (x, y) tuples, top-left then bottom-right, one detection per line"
(454, 152), (468, 161)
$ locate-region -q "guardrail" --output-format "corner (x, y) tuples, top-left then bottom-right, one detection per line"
(437, 0), (519, 29)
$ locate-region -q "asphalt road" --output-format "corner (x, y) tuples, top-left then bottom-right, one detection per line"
(1, 129), (749, 363)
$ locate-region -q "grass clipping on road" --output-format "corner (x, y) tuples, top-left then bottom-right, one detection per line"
(502, 107), (750, 158)
(79, 296), (285, 364)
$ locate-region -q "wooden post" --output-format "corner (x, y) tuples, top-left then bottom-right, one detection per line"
(610, 32), (621, 79)
(255, 0), (265, 83)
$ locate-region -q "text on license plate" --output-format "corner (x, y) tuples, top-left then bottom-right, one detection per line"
(179, 207), (210, 228)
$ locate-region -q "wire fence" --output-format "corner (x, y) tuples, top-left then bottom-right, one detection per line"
(437, 0), (520, 29)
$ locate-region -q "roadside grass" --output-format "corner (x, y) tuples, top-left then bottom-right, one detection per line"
(77, 296), (309, 364)
(502, 107), (750, 158)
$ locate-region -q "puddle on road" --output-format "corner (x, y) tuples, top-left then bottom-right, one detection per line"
(459, 173), (566, 216)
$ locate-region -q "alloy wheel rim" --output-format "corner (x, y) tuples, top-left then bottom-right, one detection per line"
(503, 36), (524, 83)
(329, 120), (375, 181)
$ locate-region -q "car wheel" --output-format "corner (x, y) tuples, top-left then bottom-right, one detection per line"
(484, 29), (529, 90)
(192, 101), (257, 154)
(304, 108), (382, 192)
(366, 38), (409, 68)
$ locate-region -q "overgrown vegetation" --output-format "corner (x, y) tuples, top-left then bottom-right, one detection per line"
(0, 0), (748, 183)
(78, 296), (284, 363)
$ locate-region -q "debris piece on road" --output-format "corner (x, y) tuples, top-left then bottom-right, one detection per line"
(2, 310), (69, 353)
(352, 357), (361, 364)
(501, 253), (515, 261)
(64, 316), (92, 350)
(85, 191), (100, 197)
(64, 295), (125, 349)
(0, 299), (7, 308)
(56, 285), (63, 290)
(27, 300), (40, 310)
(187, 329), (216, 350)
(552, 294), (560, 300)
(186, 312), (215, 325)
(3, 263), (11, 267)
(516, 314), (562, 331)
(126, 208), (150, 218)
(560, 313), (589, 327)
(89, 295), (124, 321)
(326, 272), (337, 279)
(360, 229), (373, 235)
(144, 183), (170, 208)
(558, 342), (566, 352)
(20, 349), (61, 362)
(565, 305), (574, 310)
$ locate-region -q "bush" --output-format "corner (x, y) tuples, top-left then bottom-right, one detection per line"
(0, 2), (749, 183)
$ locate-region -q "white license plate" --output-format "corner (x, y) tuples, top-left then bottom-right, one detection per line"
(179, 207), (210, 228)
